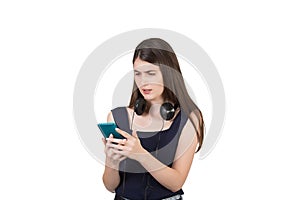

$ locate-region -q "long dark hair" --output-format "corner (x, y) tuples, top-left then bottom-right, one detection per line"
(129, 38), (204, 152)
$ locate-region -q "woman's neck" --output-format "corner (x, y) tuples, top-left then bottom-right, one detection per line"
(148, 103), (163, 119)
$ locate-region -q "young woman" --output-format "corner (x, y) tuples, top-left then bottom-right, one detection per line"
(102, 38), (204, 200)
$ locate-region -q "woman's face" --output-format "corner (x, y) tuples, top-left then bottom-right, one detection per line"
(133, 57), (164, 104)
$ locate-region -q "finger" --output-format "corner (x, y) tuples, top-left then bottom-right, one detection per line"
(102, 138), (107, 145)
(107, 142), (125, 151)
(105, 134), (114, 145)
(115, 128), (132, 139)
(109, 142), (131, 152)
(106, 149), (114, 157)
(106, 137), (126, 144)
(113, 153), (127, 161)
(112, 153), (122, 160)
(112, 148), (127, 156)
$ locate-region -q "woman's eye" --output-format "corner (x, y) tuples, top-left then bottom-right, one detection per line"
(134, 72), (141, 76)
(148, 72), (156, 76)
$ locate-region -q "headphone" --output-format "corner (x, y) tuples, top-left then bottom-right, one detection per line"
(134, 97), (178, 121)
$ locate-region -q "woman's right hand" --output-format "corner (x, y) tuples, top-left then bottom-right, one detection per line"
(102, 134), (127, 169)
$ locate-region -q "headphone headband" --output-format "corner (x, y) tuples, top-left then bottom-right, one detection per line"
(134, 98), (177, 121)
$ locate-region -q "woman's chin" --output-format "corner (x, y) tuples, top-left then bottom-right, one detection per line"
(143, 96), (153, 101)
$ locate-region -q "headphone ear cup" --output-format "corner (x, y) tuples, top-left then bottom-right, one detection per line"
(160, 102), (175, 121)
(134, 98), (146, 115)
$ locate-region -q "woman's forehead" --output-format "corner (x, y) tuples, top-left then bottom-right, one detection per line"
(133, 59), (160, 71)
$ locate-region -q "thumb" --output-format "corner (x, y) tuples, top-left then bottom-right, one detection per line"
(101, 138), (107, 145)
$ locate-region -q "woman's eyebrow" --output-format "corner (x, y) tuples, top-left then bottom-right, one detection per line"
(134, 69), (157, 73)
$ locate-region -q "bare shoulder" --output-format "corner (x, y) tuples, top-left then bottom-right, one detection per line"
(125, 107), (134, 119)
(173, 111), (199, 165)
(107, 111), (115, 123)
(174, 110), (202, 156)
(126, 107), (134, 113)
(188, 109), (203, 131)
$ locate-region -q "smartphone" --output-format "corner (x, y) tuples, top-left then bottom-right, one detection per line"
(97, 122), (125, 139)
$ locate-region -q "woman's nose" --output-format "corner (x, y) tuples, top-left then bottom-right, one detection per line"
(140, 75), (151, 85)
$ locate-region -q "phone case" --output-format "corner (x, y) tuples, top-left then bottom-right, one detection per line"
(97, 122), (125, 139)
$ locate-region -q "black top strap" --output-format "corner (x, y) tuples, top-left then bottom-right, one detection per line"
(111, 107), (131, 133)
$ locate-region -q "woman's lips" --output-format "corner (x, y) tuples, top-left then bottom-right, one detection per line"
(142, 89), (152, 94)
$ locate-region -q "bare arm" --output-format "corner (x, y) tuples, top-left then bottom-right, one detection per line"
(138, 119), (198, 192)
(102, 160), (121, 192)
(102, 112), (125, 192)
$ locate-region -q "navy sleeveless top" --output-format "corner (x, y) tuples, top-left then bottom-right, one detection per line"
(111, 107), (188, 200)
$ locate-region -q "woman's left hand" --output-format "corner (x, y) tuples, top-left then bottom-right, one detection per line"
(106, 128), (147, 161)
(105, 128), (147, 161)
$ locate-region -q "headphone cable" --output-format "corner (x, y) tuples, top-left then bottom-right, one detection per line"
(122, 110), (136, 197)
(130, 111), (135, 131)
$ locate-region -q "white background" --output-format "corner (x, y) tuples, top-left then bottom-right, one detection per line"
(1, 1), (299, 199)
